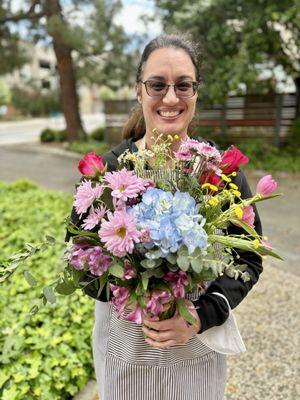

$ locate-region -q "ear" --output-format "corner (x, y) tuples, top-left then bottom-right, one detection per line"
(135, 83), (142, 104)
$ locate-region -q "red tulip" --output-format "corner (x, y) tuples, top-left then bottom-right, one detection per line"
(78, 153), (105, 177)
(256, 175), (277, 196)
(220, 146), (249, 174)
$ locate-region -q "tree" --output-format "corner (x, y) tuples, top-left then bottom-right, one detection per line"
(155, 0), (300, 108)
(0, 0), (136, 141)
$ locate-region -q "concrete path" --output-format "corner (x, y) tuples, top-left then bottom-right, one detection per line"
(0, 142), (299, 400)
(0, 114), (104, 145)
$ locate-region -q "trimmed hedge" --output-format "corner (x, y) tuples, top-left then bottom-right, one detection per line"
(0, 180), (95, 400)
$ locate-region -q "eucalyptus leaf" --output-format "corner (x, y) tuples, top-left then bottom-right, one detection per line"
(109, 262), (124, 278)
(177, 256), (190, 271)
(23, 270), (37, 287)
(190, 257), (203, 273)
(45, 235), (56, 245)
(43, 286), (56, 304)
(55, 280), (77, 295)
(166, 253), (177, 265)
(141, 272), (149, 290)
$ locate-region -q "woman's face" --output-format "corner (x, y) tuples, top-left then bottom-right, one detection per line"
(137, 47), (198, 139)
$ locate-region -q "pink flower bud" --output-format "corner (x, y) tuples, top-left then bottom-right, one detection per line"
(256, 175), (277, 196)
(241, 205), (255, 228)
(78, 152), (105, 177)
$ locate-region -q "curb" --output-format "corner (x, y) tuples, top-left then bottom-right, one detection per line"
(73, 380), (98, 400)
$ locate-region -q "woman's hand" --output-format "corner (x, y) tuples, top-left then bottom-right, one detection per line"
(142, 300), (201, 349)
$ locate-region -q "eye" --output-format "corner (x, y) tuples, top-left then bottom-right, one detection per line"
(176, 82), (193, 91)
(148, 81), (166, 92)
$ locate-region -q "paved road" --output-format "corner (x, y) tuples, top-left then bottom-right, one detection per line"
(0, 114), (105, 145)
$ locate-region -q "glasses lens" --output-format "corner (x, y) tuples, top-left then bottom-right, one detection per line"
(175, 82), (196, 98)
(145, 81), (167, 97)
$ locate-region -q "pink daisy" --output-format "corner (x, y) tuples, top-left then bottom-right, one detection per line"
(82, 206), (107, 230)
(104, 168), (147, 201)
(99, 210), (141, 257)
(74, 180), (104, 216)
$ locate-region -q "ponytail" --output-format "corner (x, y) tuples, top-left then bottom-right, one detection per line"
(122, 104), (145, 140)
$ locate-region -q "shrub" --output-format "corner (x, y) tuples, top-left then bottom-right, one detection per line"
(90, 127), (105, 142)
(40, 128), (56, 143)
(67, 140), (109, 155)
(55, 129), (67, 142)
(0, 180), (95, 400)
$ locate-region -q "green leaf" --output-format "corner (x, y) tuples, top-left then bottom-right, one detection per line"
(166, 253), (177, 264)
(97, 273), (108, 298)
(55, 280), (77, 295)
(23, 270), (37, 287)
(176, 298), (196, 326)
(177, 256), (190, 271)
(190, 257), (203, 273)
(45, 235), (56, 245)
(229, 218), (259, 238)
(43, 286), (56, 304)
(109, 262), (124, 278)
(141, 272), (149, 290)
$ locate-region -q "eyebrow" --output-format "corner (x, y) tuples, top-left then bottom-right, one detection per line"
(146, 75), (195, 81)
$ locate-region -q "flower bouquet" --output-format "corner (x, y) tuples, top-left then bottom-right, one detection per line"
(0, 133), (281, 325)
(63, 133), (281, 325)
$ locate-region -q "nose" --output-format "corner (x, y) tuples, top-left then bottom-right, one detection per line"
(162, 85), (179, 105)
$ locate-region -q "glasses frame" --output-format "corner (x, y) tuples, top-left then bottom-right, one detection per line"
(139, 80), (200, 99)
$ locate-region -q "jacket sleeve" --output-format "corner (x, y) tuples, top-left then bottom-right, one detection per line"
(192, 170), (263, 333)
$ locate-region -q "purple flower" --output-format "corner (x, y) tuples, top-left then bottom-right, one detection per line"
(68, 245), (111, 276)
(125, 306), (144, 325)
(87, 246), (112, 276)
(146, 290), (172, 316)
(110, 284), (130, 315)
(164, 271), (189, 298)
(123, 260), (137, 280)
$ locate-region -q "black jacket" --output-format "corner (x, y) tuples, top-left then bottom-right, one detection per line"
(66, 138), (263, 333)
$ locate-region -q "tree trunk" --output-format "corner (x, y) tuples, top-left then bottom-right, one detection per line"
(43, 0), (85, 142)
(294, 77), (300, 120)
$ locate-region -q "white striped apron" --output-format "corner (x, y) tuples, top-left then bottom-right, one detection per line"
(92, 290), (227, 400)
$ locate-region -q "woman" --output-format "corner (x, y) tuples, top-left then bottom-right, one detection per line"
(69, 34), (262, 400)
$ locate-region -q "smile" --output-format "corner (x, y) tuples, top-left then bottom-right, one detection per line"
(157, 110), (183, 118)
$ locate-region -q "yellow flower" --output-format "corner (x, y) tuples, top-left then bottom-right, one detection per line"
(231, 171), (237, 177)
(253, 239), (260, 249)
(234, 206), (243, 219)
(221, 174), (231, 182)
(202, 183), (218, 191)
(209, 197), (219, 206)
(152, 128), (157, 133)
(229, 183), (238, 190)
(174, 134), (179, 140)
(167, 134), (173, 141)
(232, 190), (241, 197)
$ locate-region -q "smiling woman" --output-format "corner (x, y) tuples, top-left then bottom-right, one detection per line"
(67, 33), (263, 400)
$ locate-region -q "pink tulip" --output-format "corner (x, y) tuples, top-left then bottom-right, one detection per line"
(256, 175), (277, 196)
(241, 205), (255, 227)
(78, 153), (105, 177)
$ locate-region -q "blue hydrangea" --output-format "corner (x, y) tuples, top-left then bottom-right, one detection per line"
(129, 187), (208, 256)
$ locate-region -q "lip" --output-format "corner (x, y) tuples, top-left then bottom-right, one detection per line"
(156, 109), (184, 120)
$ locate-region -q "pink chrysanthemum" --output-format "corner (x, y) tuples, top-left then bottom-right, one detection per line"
(82, 206), (107, 230)
(174, 139), (221, 163)
(74, 180), (104, 216)
(99, 210), (141, 257)
(104, 168), (147, 201)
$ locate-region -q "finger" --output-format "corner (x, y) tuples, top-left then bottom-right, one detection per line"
(143, 316), (177, 331)
(145, 337), (176, 349)
(142, 326), (174, 342)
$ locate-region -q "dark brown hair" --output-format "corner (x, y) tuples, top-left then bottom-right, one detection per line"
(122, 33), (201, 140)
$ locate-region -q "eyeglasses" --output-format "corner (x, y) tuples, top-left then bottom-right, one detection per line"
(139, 80), (199, 98)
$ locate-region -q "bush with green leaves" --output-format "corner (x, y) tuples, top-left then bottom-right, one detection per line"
(90, 127), (105, 142)
(0, 180), (95, 400)
(66, 139), (109, 155)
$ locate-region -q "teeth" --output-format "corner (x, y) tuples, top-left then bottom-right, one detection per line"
(159, 110), (180, 117)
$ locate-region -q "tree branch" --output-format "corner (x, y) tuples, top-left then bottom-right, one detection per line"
(0, 0), (44, 23)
